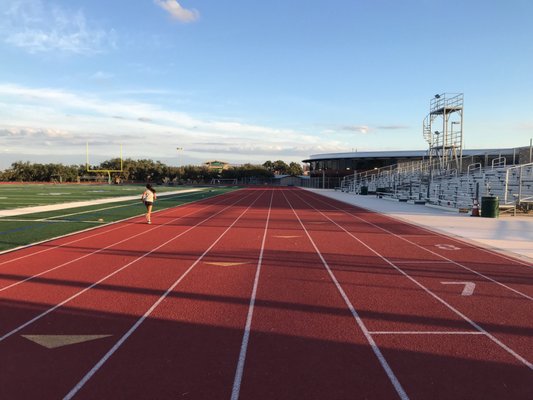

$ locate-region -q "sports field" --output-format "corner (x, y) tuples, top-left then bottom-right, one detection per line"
(0, 186), (531, 399)
(0, 183), (199, 209)
(0, 184), (238, 252)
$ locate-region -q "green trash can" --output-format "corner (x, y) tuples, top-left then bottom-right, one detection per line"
(360, 186), (368, 195)
(481, 196), (499, 218)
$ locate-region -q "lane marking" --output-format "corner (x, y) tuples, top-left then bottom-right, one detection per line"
(441, 281), (476, 296)
(205, 262), (248, 267)
(295, 190), (533, 371)
(0, 191), (257, 342)
(393, 260), (453, 264)
(302, 192), (533, 301)
(0, 189), (238, 259)
(435, 244), (461, 250)
(231, 190), (274, 400)
(64, 190), (267, 400)
(0, 192), (246, 293)
(272, 235), (301, 238)
(369, 331), (484, 335)
(282, 190), (410, 400)
(22, 335), (111, 349)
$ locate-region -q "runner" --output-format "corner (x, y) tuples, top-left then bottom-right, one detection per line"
(141, 184), (157, 224)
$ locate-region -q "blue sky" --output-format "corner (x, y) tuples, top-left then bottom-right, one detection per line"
(1, 0), (532, 169)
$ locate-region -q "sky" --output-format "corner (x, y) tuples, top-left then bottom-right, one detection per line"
(1, 0), (532, 169)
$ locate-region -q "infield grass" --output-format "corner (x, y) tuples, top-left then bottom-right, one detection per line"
(0, 184), (240, 252)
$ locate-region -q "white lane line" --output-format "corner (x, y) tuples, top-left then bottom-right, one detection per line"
(0, 191), (257, 342)
(231, 189), (274, 400)
(301, 192), (533, 301)
(392, 260), (453, 264)
(0, 192), (247, 293)
(294, 190), (533, 371)
(369, 331), (484, 335)
(282, 190), (410, 400)
(63, 190), (266, 400)
(0, 189), (240, 261)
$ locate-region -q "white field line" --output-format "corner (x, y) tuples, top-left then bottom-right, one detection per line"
(29, 188), (208, 222)
(294, 190), (533, 371)
(231, 190), (274, 400)
(0, 191), (247, 292)
(302, 191), (533, 301)
(0, 189), (240, 261)
(63, 189), (266, 400)
(0, 188), (205, 217)
(0, 219), (104, 224)
(282, 190), (410, 400)
(0, 190), (257, 341)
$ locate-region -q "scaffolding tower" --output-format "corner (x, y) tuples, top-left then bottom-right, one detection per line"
(423, 93), (464, 173)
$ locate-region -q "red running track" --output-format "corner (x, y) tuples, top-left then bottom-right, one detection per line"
(0, 187), (531, 399)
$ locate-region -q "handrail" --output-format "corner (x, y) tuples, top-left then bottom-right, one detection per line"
(504, 162), (533, 204)
(467, 163), (481, 176)
(492, 157), (506, 169)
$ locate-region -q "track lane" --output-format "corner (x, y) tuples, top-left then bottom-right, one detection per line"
(296, 189), (533, 359)
(62, 188), (272, 399)
(1, 187), (531, 399)
(291, 188), (532, 399)
(0, 189), (260, 399)
(236, 188), (405, 400)
(0, 190), (253, 339)
(0, 189), (245, 278)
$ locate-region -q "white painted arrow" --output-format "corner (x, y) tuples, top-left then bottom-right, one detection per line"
(272, 235), (301, 239)
(441, 281), (476, 296)
(22, 335), (112, 349)
(205, 262), (248, 267)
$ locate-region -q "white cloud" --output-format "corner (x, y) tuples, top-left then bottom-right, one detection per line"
(0, 0), (116, 54)
(340, 125), (371, 134)
(154, 0), (199, 23)
(0, 83), (349, 167)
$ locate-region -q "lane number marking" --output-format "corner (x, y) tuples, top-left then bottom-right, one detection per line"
(441, 281), (476, 296)
(436, 244), (461, 250)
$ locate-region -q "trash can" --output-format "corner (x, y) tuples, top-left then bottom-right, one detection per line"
(360, 186), (368, 195)
(481, 196), (499, 218)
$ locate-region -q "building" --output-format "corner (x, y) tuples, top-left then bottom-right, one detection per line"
(303, 147), (528, 178)
(301, 147), (531, 189)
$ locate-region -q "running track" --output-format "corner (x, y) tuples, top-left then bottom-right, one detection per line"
(0, 187), (531, 399)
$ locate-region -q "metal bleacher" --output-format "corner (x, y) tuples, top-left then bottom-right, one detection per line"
(341, 158), (533, 215)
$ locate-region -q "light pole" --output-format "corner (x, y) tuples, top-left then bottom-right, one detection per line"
(176, 147), (183, 182)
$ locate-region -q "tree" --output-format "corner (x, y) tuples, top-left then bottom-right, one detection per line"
(272, 160), (289, 175)
(287, 162), (303, 176)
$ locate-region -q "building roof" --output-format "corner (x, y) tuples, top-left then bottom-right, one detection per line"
(303, 148), (519, 162)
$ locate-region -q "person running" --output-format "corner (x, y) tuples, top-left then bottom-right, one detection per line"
(141, 184), (157, 224)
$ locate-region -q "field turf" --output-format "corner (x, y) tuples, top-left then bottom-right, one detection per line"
(0, 184), (238, 252)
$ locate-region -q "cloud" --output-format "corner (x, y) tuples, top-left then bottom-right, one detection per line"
(154, 0), (199, 23)
(340, 125), (371, 134)
(0, 83), (347, 166)
(0, 0), (116, 54)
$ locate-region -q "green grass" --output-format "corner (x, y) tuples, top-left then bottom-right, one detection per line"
(0, 183), (187, 210)
(0, 185), (240, 252)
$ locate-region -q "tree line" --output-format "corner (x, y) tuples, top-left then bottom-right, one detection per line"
(0, 159), (304, 183)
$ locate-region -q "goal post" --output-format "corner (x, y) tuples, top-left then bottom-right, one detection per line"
(86, 142), (123, 184)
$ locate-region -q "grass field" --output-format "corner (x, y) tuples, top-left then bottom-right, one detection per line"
(0, 183), (189, 210)
(0, 184), (240, 252)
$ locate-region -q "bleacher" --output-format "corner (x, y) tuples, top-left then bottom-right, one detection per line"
(341, 159), (533, 215)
